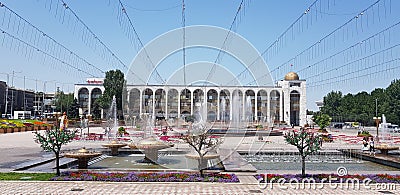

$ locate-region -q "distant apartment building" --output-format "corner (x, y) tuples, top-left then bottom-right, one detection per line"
(0, 80), (54, 119)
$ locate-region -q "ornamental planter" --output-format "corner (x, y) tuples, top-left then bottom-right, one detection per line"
(0, 128), (5, 133)
(20, 127), (26, 132)
(6, 128), (13, 133)
(26, 127), (33, 131)
(33, 126), (39, 131)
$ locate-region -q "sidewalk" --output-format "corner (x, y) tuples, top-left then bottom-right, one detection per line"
(1, 127), (400, 194)
(1, 181), (399, 194)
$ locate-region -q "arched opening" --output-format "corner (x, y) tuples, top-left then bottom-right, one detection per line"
(142, 88), (153, 114)
(219, 89), (230, 122)
(257, 90), (268, 122)
(78, 88), (89, 116)
(290, 90), (300, 126)
(270, 90), (280, 124)
(167, 89), (179, 119)
(231, 89), (243, 122)
(155, 89), (166, 119)
(245, 90), (255, 122)
(193, 89), (205, 122)
(180, 89), (191, 118)
(90, 88), (102, 119)
(129, 88), (141, 117)
(207, 89), (218, 121)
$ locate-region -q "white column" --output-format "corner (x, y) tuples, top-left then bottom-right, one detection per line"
(217, 91), (220, 120)
(254, 91), (258, 122)
(190, 90), (194, 115)
(165, 89), (168, 119)
(242, 92), (245, 121)
(152, 90), (155, 117)
(266, 91), (270, 124)
(139, 90), (143, 117)
(279, 90), (283, 122)
(229, 91), (233, 121)
(126, 89), (130, 116)
(88, 89), (92, 116)
(178, 88), (181, 119)
(204, 89), (207, 121)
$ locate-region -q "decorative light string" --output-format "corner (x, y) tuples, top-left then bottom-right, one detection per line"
(1, 27), (95, 78)
(115, 0), (165, 84)
(0, 2), (104, 77)
(226, 0), (328, 86)
(203, 0), (248, 85)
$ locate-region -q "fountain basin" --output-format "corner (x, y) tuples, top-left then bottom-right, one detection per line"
(375, 144), (399, 155)
(64, 147), (102, 169)
(185, 153), (220, 160)
(102, 140), (128, 156)
(136, 137), (173, 163)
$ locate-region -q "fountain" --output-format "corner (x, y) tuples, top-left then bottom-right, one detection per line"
(185, 102), (221, 169)
(106, 95), (118, 138)
(102, 140), (127, 156)
(230, 91), (242, 129)
(64, 147), (102, 169)
(134, 113), (172, 163)
(375, 114), (399, 154)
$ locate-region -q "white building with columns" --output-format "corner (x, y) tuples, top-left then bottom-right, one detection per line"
(74, 72), (307, 126)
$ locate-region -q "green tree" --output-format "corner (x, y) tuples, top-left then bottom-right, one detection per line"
(91, 100), (102, 119)
(320, 79), (400, 126)
(33, 123), (76, 176)
(54, 90), (74, 115)
(313, 113), (332, 130)
(96, 69), (125, 118)
(67, 98), (80, 119)
(386, 79), (400, 125)
(284, 128), (321, 177)
(321, 91), (342, 117)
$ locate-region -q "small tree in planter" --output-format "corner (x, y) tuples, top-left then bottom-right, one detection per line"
(313, 113), (332, 132)
(183, 130), (222, 177)
(284, 128), (321, 177)
(33, 123), (76, 176)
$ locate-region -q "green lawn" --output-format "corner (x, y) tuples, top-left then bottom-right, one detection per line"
(0, 172), (55, 181)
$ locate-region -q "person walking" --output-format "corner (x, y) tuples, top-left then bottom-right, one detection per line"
(369, 137), (375, 156)
(362, 137), (368, 152)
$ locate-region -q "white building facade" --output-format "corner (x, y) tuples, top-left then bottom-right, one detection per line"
(74, 72), (307, 126)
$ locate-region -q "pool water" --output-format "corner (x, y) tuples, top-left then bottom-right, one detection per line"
(89, 153), (223, 170)
(242, 153), (400, 172)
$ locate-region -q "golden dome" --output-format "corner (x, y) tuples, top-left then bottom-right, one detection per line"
(284, 72), (299, 80)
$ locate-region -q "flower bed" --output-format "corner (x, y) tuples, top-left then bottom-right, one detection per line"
(50, 171), (239, 183)
(0, 119), (50, 133)
(255, 174), (400, 183)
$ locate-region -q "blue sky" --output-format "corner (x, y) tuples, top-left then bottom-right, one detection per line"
(0, 0), (399, 111)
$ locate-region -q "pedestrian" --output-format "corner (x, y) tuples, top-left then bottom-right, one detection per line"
(369, 137), (375, 156)
(362, 137), (368, 152)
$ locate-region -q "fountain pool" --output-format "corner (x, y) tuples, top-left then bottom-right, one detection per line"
(88, 152), (223, 170)
(241, 152), (400, 172)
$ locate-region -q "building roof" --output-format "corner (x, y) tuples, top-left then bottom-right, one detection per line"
(284, 72), (299, 81)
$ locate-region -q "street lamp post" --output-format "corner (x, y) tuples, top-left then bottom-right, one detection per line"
(373, 116), (381, 143)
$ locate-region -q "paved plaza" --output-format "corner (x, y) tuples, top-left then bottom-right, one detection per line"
(1, 127), (400, 194)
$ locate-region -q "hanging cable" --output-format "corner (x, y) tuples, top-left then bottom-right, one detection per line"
(203, 0), (247, 86)
(117, 0), (166, 84)
(0, 2), (104, 76)
(53, 0), (147, 84)
(0, 27), (96, 77)
(182, 0), (186, 87)
(225, 0), (322, 86)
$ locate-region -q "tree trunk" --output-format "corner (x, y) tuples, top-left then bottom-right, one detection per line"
(55, 152), (60, 176)
(301, 155), (306, 177)
(198, 157), (204, 178)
